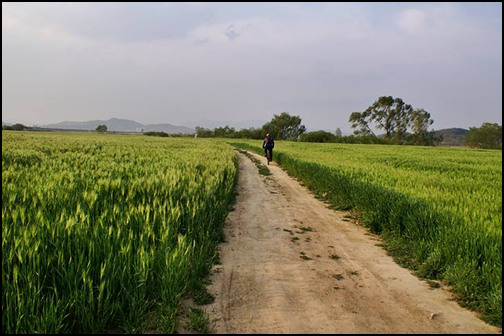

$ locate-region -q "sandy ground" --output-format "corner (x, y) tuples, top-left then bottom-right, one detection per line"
(205, 151), (500, 334)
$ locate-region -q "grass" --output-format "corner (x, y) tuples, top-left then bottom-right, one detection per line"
(295, 226), (314, 233)
(238, 149), (271, 176)
(188, 308), (210, 334)
(283, 228), (294, 235)
(299, 252), (313, 260)
(332, 274), (344, 280)
(192, 284), (215, 306)
(329, 254), (341, 260)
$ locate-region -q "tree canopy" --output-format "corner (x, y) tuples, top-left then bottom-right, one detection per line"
(96, 124), (108, 133)
(300, 130), (337, 143)
(349, 96), (438, 145)
(262, 112), (306, 140)
(463, 123), (502, 149)
(2, 123), (31, 131)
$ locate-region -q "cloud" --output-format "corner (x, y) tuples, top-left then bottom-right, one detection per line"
(194, 37), (210, 45)
(2, 3), (501, 130)
(2, 3), (217, 43)
(225, 24), (240, 40)
(396, 9), (427, 34)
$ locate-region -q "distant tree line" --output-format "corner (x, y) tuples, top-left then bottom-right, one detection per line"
(5, 97), (501, 149)
(142, 131), (190, 138)
(193, 100), (501, 149)
(196, 97), (443, 146)
(144, 131), (169, 137)
(2, 123), (33, 131)
(300, 130), (397, 144)
(196, 112), (306, 140)
(195, 125), (263, 139)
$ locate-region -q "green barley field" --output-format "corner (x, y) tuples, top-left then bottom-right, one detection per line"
(2, 132), (237, 333)
(230, 140), (502, 327)
(2, 132), (502, 332)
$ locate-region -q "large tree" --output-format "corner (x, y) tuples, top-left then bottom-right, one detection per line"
(96, 124), (108, 133)
(367, 96), (412, 140)
(349, 96), (435, 144)
(262, 112), (306, 140)
(463, 123), (502, 149)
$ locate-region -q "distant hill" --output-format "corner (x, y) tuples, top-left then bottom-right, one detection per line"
(433, 128), (469, 146)
(143, 123), (194, 134)
(41, 118), (194, 134)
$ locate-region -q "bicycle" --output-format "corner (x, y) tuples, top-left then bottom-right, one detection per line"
(265, 148), (272, 165)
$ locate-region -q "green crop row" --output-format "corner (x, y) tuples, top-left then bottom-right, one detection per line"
(230, 140), (502, 327)
(2, 132), (237, 333)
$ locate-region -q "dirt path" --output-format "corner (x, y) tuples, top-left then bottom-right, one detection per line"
(205, 151), (500, 334)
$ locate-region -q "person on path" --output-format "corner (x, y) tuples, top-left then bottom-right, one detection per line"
(262, 133), (274, 161)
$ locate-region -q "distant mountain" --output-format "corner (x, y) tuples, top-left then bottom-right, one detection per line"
(41, 118), (194, 134)
(144, 123), (194, 134)
(373, 128), (469, 146)
(433, 128), (469, 146)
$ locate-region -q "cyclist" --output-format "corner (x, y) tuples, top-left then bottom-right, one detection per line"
(262, 133), (275, 162)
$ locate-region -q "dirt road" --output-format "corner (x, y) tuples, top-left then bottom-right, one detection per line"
(205, 151), (500, 334)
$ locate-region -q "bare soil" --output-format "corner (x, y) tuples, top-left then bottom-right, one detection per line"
(204, 151), (500, 334)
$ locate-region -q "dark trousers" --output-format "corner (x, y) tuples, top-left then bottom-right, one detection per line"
(264, 148), (273, 160)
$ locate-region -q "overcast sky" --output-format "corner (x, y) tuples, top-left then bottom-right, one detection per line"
(2, 2), (502, 133)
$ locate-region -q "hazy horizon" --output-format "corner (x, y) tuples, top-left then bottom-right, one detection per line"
(2, 3), (502, 134)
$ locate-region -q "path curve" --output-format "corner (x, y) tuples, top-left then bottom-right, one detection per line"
(205, 151), (500, 334)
